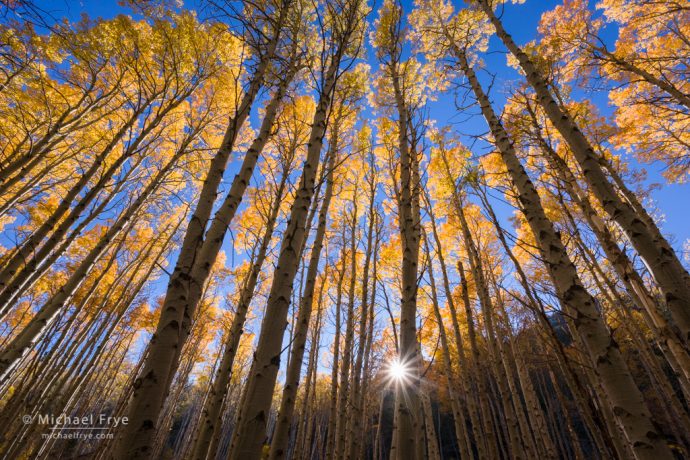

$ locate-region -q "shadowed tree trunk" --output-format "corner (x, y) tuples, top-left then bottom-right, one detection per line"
(269, 142), (337, 460)
(189, 137), (295, 460)
(477, 0), (690, 344)
(227, 12), (360, 452)
(111, 6), (292, 456)
(454, 44), (673, 459)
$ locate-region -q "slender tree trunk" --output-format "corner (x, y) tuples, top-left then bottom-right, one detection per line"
(190, 159), (291, 460)
(454, 198), (525, 459)
(335, 191), (359, 460)
(357, 220), (380, 460)
(269, 145), (337, 459)
(419, 363), (440, 460)
(293, 279), (325, 460)
(548, 367), (587, 460)
(423, 232), (473, 460)
(457, 259), (499, 459)
(345, 152), (377, 460)
(227, 41), (346, 460)
(455, 47), (672, 459)
(423, 191), (484, 459)
(489, 270), (548, 458)
(325, 244), (347, 460)
(478, 0), (690, 342)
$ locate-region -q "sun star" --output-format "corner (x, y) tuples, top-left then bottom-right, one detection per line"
(387, 357), (411, 385)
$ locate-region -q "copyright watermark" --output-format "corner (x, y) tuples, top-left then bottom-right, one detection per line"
(22, 413), (128, 427)
(21, 413), (127, 441)
(40, 431), (113, 441)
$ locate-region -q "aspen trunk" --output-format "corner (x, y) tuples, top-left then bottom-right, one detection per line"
(548, 367), (587, 460)
(0, 136), (193, 378)
(293, 281), (325, 460)
(190, 158), (291, 460)
(454, 198), (525, 459)
(357, 218), (381, 460)
(457, 259), (499, 459)
(227, 44), (344, 460)
(419, 366), (440, 460)
(335, 193), (359, 460)
(423, 233), (473, 460)
(111, 13), (289, 456)
(478, 0), (690, 343)
(455, 47), (672, 459)
(325, 245), (347, 460)
(345, 153), (377, 460)
(269, 145), (336, 460)
(490, 271), (550, 458)
(495, 304), (539, 458)
(424, 193), (484, 459)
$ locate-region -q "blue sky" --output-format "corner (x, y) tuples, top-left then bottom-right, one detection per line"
(10, 0), (687, 381)
(24, 0), (688, 257)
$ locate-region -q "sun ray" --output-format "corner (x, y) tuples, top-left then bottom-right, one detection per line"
(386, 356), (413, 387)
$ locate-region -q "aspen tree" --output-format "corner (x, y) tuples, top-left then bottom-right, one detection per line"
(112, 4), (296, 456)
(372, 1), (424, 456)
(292, 275), (327, 460)
(473, 0), (690, 343)
(227, 0), (366, 455)
(335, 182), (359, 460)
(422, 231), (473, 460)
(512, 94), (690, 387)
(455, 40), (673, 460)
(357, 210), (382, 460)
(190, 127), (299, 460)
(269, 137), (337, 460)
(346, 133), (377, 460)
(0, 15), (219, 313)
(0, 126), (206, 377)
(453, 190), (526, 459)
(325, 242), (348, 460)
(422, 186), (485, 459)
(537, 0), (690, 180)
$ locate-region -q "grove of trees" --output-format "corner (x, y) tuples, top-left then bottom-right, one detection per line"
(0, 0), (689, 458)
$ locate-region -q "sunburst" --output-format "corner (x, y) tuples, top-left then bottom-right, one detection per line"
(385, 356), (413, 386)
